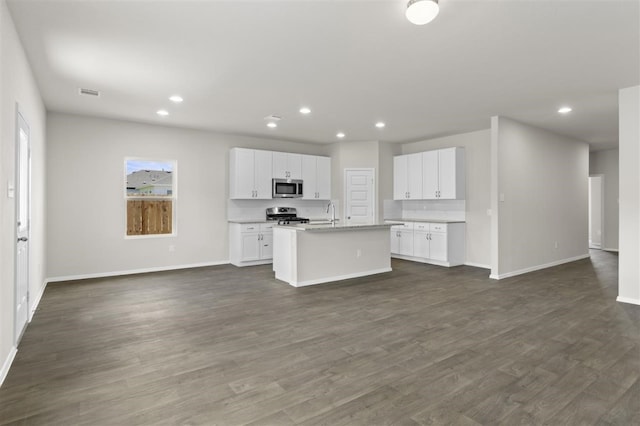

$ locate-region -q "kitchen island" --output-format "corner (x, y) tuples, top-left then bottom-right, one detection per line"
(273, 223), (394, 287)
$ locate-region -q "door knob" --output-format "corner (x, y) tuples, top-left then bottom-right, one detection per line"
(17, 237), (28, 242)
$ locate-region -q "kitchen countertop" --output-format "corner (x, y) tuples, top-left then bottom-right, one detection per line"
(274, 222), (393, 232)
(384, 218), (466, 224)
(228, 218), (338, 224)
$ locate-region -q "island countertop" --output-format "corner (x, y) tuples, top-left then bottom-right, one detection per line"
(384, 218), (466, 224)
(274, 222), (394, 232)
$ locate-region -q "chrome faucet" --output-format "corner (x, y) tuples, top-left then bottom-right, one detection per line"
(327, 202), (336, 223)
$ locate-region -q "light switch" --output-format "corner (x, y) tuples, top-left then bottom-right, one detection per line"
(7, 183), (14, 199)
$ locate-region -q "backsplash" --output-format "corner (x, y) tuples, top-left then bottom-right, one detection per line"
(384, 199), (466, 221)
(228, 199), (340, 221)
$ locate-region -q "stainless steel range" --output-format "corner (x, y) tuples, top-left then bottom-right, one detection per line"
(266, 207), (309, 225)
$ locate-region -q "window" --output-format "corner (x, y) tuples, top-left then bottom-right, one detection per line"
(125, 159), (176, 236)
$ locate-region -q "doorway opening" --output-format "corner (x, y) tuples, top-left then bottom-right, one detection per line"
(589, 175), (604, 250)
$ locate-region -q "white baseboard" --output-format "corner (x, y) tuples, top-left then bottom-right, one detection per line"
(464, 261), (491, 270)
(616, 296), (640, 306)
(602, 248), (619, 253)
(29, 280), (48, 321)
(46, 260), (230, 284)
(489, 254), (591, 280)
(0, 346), (17, 388)
(288, 267), (392, 287)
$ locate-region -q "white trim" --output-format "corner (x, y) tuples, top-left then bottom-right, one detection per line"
(464, 261), (491, 269)
(0, 346), (18, 388)
(46, 260), (229, 283)
(288, 267), (392, 287)
(602, 248), (619, 253)
(29, 280), (48, 321)
(616, 296), (640, 306)
(489, 254), (590, 280)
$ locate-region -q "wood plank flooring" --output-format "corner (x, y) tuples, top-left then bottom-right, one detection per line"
(1, 250), (638, 425)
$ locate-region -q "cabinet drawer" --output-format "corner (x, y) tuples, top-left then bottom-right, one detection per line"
(260, 223), (275, 232)
(414, 222), (429, 231)
(240, 223), (261, 233)
(391, 222), (414, 230)
(430, 223), (447, 233)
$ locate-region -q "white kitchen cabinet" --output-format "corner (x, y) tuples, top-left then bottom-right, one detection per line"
(393, 153), (422, 200)
(389, 221), (465, 266)
(229, 222), (274, 266)
(390, 223), (414, 256)
(422, 147), (465, 200)
(302, 155), (331, 200)
(229, 148), (273, 199)
(273, 152), (302, 179)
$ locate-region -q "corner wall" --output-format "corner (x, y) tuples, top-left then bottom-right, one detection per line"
(618, 85), (640, 305)
(589, 148), (619, 251)
(491, 117), (589, 279)
(1, 0), (47, 385)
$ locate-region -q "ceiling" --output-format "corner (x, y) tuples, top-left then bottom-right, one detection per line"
(7, 0), (639, 149)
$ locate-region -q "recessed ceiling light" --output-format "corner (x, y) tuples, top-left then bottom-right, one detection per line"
(157, 109), (169, 116)
(558, 106), (572, 114)
(336, 132), (345, 139)
(267, 122), (277, 128)
(299, 107), (311, 114)
(169, 95), (183, 103)
(375, 122), (386, 128)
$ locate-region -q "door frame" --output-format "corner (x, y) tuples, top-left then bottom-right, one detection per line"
(14, 105), (31, 345)
(343, 168), (376, 224)
(588, 174), (605, 250)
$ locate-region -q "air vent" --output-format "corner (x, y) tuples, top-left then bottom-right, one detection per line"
(79, 88), (100, 97)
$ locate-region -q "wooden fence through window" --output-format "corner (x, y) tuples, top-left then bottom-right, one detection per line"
(127, 199), (172, 235)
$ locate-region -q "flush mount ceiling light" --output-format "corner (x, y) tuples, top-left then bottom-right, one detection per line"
(265, 114), (281, 128)
(169, 95), (183, 103)
(406, 0), (440, 25)
(156, 109), (169, 116)
(299, 107), (311, 114)
(267, 122), (278, 128)
(558, 106), (573, 114)
(336, 132), (345, 139)
(375, 121), (386, 129)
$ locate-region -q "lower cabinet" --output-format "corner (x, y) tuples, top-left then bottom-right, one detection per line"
(389, 221), (465, 267)
(229, 222), (274, 266)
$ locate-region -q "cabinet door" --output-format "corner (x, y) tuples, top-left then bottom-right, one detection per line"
(272, 152), (288, 179)
(287, 154), (302, 179)
(260, 232), (273, 260)
(429, 232), (448, 261)
(315, 156), (331, 200)
(413, 231), (430, 258)
(390, 229), (400, 254)
(422, 150), (439, 199)
(406, 153), (423, 199)
(399, 230), (414, 256)
(230, 148), (256, 199)
(393, 155), (408, 200)
(273, 152), (302, 179)
(301, 155), (318, 200)
(254, 150), (273, 199)
(240, 233), (260, 261)
(438, 147), (457, 199)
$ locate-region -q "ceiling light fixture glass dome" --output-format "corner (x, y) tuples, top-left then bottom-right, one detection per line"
(406, 0), (440, 25)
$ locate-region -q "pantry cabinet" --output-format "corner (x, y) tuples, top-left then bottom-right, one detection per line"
(301, 155), (331, 200)
(229, 148), (273, 199)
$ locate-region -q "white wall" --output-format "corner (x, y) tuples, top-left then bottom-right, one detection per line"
(618, 85), (640, 305)
(401, 129), (492, 268)
(1, 0), (47, 384)
(589, 149), (619, 251)
(46, 113), (329, 280)
(491, 117), (589, 279)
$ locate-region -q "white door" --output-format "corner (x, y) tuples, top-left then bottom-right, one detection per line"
(15, 110), (30, 343)
(345, 168), (375, 225)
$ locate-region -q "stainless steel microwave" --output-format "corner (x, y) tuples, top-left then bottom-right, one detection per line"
(272, 178), (303, 198)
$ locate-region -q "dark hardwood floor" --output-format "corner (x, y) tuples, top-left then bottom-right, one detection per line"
(1, 250), (638, 425)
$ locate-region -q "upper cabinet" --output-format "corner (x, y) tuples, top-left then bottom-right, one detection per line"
(302, 155), (331, 200)
(229, 148), (273, 199)
(273, 152), (302, 179)
(422, 147), (465, 200)
(393, 153), (422, 200)
(394, 147), (465, 201)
